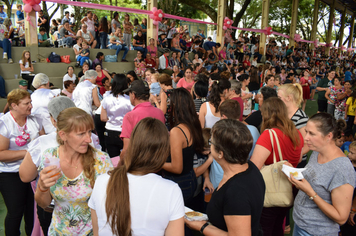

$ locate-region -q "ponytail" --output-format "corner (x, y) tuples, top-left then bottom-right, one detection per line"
(209, 79), (231, 112)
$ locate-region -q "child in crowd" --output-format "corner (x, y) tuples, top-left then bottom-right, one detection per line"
(341, 129), (354, 155)
(217, 57), (225, 71)
(345, 89), (356, 133)
(76, 41), (90, 67)
(38, 27), (51, 47)
(149, 73), (161, 96)
(99, 77), (111, 96)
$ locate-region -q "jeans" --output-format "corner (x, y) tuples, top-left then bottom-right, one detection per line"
(109, 44), (129, 59)
(99, 32), (108, 49)
(327, 103), (335, 117)
(0, 38), (12, 58)
(0, 75), (6, 97)
(77, 55), (90, 66)
(104, 129), (123, 158)
(162, 169), (197, 205)
(123, 33), (131, 48)
(0, 172), (34, 236)
(133, 46), (147, 58)
(63, 37), (73, 47)
(293, 224), (313, 236)
(205, 64), (213, 71)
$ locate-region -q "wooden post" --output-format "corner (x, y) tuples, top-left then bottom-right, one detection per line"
(288, 0), (299, 47)
(325, 0), (335, 56)
(216, 0), (227, 45)
(259, 0), (269, 62)
(25, 11), (38, 47)
(147, 0), (157, 46)
(310, 0), (320, 50)
(348, 14), (355, 49)
(338, 7), (346, 54)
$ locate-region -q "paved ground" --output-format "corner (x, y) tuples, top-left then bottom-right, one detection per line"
(0, 96), (319, 236)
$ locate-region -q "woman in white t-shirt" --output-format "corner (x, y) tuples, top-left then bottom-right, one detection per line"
(89, 117), (184, 236)
(100, 74), (133, 158)
(19, 50), (35, 88)
(73, 36), (83, 59)
(0, 89), (44, 235)
(62, 66), (76, 89)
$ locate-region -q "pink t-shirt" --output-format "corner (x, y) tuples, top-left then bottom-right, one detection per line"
(218, 50), (226, 60)
(231, 97), (244, 121)
(120, 102), (165, 139)
(177, 78), (195, 93)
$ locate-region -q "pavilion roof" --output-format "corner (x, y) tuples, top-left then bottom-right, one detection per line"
(321, 0), (356, 16)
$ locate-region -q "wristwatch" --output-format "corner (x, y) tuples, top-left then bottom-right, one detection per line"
(200, 222), (212, 235)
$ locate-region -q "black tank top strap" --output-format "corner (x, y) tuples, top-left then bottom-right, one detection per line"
(176, 125), (189, 146)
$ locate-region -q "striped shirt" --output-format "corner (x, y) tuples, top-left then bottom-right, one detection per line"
(291, 109), (308, 161)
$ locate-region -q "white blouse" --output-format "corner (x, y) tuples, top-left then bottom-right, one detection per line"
(31, 88), (61, 134)
(101, 94), (133, 132)
(0, 113), (42, 172)
(72, 80), (97, 115)
(63, 73), (76, 89)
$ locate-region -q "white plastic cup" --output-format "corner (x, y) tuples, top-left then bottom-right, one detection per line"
(44, 157), (60, 169)
(14, 74), (18, 79)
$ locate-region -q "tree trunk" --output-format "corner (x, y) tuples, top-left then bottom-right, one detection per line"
(3, 0), (14, 17)
(232, 0), (252, 27)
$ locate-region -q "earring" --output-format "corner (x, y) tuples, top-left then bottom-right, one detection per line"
(218, 155), (221, 159)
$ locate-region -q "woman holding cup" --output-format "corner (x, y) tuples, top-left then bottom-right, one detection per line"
(0, 89), (44, 235)
(35, 107), (113, 235)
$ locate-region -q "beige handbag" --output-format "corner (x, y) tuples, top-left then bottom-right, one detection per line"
(261, 129), (293, 208)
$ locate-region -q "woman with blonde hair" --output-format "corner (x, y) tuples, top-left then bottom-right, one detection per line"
(251, 97), (303, 236)
(278, 83), (309, 168)
(89, 117), (184, 236)
(35, 107), (113, 235)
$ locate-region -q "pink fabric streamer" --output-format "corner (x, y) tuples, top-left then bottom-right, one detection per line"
(26, 13), (35, 28)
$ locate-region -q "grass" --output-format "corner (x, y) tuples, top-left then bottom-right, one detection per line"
(0, 95), (320, 236)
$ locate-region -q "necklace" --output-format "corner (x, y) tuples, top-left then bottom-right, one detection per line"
(58, 147), (79, 169)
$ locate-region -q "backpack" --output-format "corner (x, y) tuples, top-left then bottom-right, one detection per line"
(105, 55), (117, 62)
(48, 52), (61, 63)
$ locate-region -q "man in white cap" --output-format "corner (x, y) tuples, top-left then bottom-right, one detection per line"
(31, 73), (61, 134)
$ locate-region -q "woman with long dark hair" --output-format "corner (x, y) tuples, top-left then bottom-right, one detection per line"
(89, 118), (184, 236)
(98, 17), (109, 49)
(162, 88), (204, 203)
(101, 74), (133, 158)
(199, 78), (231, 128)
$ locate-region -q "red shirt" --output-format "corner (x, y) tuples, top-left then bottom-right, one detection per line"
(120, 102), (165, 139)
(231, 97), (244, 121)
(256, 128), (303, 167)
(99, 86), (107, 96)
(145, 58), (156, 68)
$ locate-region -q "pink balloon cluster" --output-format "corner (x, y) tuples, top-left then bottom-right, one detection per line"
(294, 34), (301, 42)
(23, 0), (41, 13)
(264, 26), (272, 35)
(223, 17), (233, 30)
(313, 39), (318, 48)
(149, 7), (164, 25)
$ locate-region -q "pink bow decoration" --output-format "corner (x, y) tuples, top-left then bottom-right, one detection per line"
(348, 48), (354, 52)
(223, 17), (233, 30)
(340, 45), (345, 51)
(264, 26), (272, 35)
(294, 34), (301, 42)
(326, 43), (333, 47)
(149, 7), (164, 25)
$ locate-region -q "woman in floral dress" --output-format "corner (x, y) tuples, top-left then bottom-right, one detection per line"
(134, 50), (146, 78)
(325, 77), (345, 119)
(35, 107), (113, 235)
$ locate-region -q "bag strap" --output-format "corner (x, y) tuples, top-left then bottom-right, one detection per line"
(268, 129), (277, 164)
(270, 129), (283, 162)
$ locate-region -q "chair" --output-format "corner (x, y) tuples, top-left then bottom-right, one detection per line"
(55, 31), (67, 48)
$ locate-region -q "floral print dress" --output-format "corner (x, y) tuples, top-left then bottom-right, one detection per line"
(328, 86), (346, 120)
(38, 147), (113, 236)
(134, 57), (146, 78)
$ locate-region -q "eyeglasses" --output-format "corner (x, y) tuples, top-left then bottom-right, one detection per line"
(208, 139), (215, 146)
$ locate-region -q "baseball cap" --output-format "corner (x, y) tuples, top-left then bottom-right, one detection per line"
(19, 80), (28, 86)
(123, 80), (149, 96)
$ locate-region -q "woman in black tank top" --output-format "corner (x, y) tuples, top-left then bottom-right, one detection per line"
(162, 88), (204, 204)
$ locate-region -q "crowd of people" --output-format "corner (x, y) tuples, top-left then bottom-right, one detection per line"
(0, 4), (356, 236)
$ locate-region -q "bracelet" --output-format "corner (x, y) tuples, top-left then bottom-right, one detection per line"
(309, 193), (318, 201)
(200, 222), (211, 235)
(38, 185), (49, 193)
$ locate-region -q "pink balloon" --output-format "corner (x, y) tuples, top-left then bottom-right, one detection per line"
(23, 0), (30, 4)
(34, 0), (41, 4)
(24, 4), (33, 13)
(33, 4), (41, 12)
(153, 20), (159, 25)
(149, 14), (154, 19)
(223, 26), (227, 30)
(152, 7), (157, 12)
